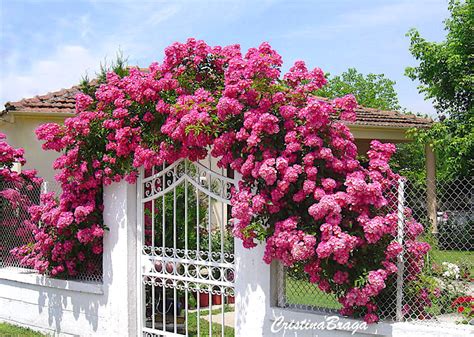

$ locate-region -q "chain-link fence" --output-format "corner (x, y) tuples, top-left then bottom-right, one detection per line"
(0, 180), (102, 283)
(0, 180), (41, 270)
(277, 176), (473, 325)
(400, 177), (473, 325)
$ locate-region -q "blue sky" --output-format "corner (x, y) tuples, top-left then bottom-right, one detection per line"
(1, 0), (449, 116)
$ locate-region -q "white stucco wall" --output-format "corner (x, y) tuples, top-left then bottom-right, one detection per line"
(0, 273), (106, 336)
(0, 114), (68, 184)
(0, 181), (137, 337)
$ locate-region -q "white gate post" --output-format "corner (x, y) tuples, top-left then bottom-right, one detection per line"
(234, 240), (273, 337)
(103, 181), (138, 337)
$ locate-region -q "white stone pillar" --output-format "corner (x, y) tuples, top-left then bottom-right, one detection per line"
(234, 240), (274, 337)
(103, 181), (138, 337)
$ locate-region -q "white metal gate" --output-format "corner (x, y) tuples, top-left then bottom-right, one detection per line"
(137, 154), (238, 337)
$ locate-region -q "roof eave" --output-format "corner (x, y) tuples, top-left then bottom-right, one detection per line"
(346, 123), (429, 142)
(1, 109), (75, 120)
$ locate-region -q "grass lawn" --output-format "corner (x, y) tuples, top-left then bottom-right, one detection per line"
(284, 250), (473, 311)
(429, 249), (474, 274)
(285, 276), (341, 310)
(187, 305), (234, 337)
(151, 305), (234, 337)
(0, 323), (44, 337)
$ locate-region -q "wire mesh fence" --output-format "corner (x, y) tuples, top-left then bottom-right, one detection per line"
(0, 180), (40, 271)
(401, 177), (473, 325)
(277, 176), (473, 325)
(0, 179), (102, 283)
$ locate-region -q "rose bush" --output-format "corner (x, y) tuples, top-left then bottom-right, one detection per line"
(9, 39), (430, 322)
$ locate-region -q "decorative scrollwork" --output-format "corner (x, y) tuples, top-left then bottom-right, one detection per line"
(142, 274), (234, 295)
(141, 156), (238, 203)
(142, 247), (236, 265)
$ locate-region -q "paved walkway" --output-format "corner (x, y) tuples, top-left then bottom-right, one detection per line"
(202, 311), (235, 328)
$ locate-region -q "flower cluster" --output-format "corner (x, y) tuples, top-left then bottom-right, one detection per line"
(451, 296), (473, 324)
(11, 39), (429, 322)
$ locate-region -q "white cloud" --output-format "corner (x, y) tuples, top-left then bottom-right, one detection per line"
(0, 2), (183, 109)
(79, 15), (93, 39)
(0, 45), (103, 108)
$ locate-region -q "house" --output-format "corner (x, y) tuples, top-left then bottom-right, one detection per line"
(1, 88), (78, 185)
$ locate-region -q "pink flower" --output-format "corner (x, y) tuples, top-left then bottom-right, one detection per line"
(57, 212), (74, 229)
(322, 178), (337, 191)
(75, 93), (93, 112)
(385, 241), (403, 259)
(216, 97), (243, 120)
(74, 205), (94, 223)
(92, 245), (103, 254)
(258, 159), (277, 185)
(363, 313), (379, 324)
(334, 271), (349, 284)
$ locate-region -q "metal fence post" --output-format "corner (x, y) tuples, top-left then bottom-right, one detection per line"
(396, 178), (405, 321)
(276, 262), (286, 308)
(41, 181), (48, 194)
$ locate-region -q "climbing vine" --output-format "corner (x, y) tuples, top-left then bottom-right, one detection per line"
(7, 39), (430, 322)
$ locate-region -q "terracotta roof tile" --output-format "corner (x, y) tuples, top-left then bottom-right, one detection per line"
(349, 107), (433, 128)
(3, 86), (80, 114)
(2, 86), (433, 128)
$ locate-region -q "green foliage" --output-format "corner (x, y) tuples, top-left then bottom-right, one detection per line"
(97, 50), (129, 84)
(405, 0), (474, 178)
(148, 179), (234, 253)
(242, 218), (268, 243)
(187, 306), (234, 336)
(285, 276), (341, 309)
(430, 249), (474, 275)
(0, 323), (46, 336)
(405, 0), (473, 117)
(79, 50), (129, 96)
(407, 118), (473, 179)
(318, 68), (401, 111)
(149, 183), (206, 250)
(390, 142), (427, 182)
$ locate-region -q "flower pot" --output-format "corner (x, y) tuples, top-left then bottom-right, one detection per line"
(200, 292), (210, 307)
(212, 294), (222, 305)
(192, 291), (210, 307)
(154, 261), (177, 273)
(227, 295), (235, 304)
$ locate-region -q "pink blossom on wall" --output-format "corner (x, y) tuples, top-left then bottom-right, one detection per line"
(1, 39), (430, 322)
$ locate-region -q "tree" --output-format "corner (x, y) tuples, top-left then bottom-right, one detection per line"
(405, 0), (473, 178)
(318, 68), (401, 111)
